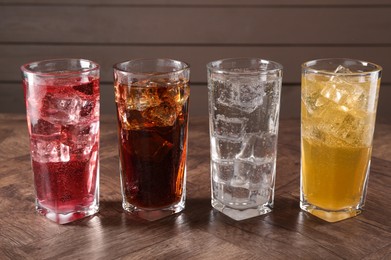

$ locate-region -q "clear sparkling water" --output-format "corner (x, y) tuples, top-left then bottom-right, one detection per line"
(209, 74), (281, 220)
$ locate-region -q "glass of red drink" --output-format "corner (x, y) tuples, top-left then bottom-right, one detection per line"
(21, 59), (100, 224)
(113, 58), (190, 221)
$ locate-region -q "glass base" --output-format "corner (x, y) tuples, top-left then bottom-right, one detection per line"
(300, 201), (362, 222)
(212, 198), (272, 221)
(122, 200), (185, 221)
(36, 200), (99, 224)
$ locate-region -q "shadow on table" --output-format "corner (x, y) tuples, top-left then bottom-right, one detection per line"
(73, 197), (212, 228)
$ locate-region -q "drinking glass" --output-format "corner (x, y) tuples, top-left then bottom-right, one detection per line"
(207, 58), (282, 220)
(21, 58), (100, 224)
(301, 58), (382, 222)
(113, 58), (190, 221)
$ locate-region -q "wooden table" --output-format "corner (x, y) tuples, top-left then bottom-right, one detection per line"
(1, 114), (391, 259)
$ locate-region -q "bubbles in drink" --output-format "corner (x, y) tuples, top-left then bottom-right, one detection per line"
(301, 60), (381, 222)
(209, 74), (280, 214)
(31, 119), (61, 135)
(214, 76), (265, 113)
(212, 158), (274, 209)
(26, 77), (100, 213)
(30, 136), (70, 163)
(214, 115), (248, 139)
(61, 121), (99, 156)
(237, 133), (277, 161)
(115, 78), (190, 208)
(210, 137), (243, 160)
(302, 72), (374, 147)
(115, 79), (189, 130)
(212, 160), (234, 182)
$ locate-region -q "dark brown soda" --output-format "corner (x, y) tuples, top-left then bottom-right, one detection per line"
(115, 81), (189, 209)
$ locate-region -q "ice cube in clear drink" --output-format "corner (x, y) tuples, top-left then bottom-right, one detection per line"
(237, 133), (277, 161)
(214, 115), (247, 139)
(213, 160), (234, 182)
(211, 136), (242, 160)
(230, 77), (265, 113)
(224, 185), (250, 204)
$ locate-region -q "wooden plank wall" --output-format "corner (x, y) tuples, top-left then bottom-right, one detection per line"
(0, 0), (390, 119)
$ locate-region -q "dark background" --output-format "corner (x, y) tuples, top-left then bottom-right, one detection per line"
(1, 0), (390, 120)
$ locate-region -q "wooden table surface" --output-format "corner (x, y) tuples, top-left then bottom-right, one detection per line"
(1, 114), (391, 259)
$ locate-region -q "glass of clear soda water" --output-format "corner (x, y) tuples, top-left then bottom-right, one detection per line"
(207, 58), (283, 220)
(21, 59), (100, 224)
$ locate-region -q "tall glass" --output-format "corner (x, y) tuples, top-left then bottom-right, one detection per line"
(21, 59), (100, 224)
(207, 58), (282, 220)
(301, 58), (382, 222)
(113, 58), (190, 221)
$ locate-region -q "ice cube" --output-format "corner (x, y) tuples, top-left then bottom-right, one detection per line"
(127, 86), (161, 111)
(178, 83), (190, 106)
(214, 115), (247, 139)
(80, 99), (98, 118)
(262, 80), (281, 133)
(61, 121), (99, 156)
(31, 119), (61, 135)
(249, 162), (274, 185)
(249, 190), (269, 205)
(213, 77), (265, 113)
(315, 96), (328, 107)
(320, 65), (368, 110)
(160, 82), (179, 100)
(237, 133), (277, 161)
(210, 136), (242, 160)
(212, 160), (234, 182)
(334, 65), (353, 74)
(302, 76), (323, 115)
(232, 160), (252, 187)
(159, 82), (189, 118)
(234, 158), (275, 189)
(41, 94), (83, 124)
(212, 180), (225, 202)
(214, 80), (232, 107)
(224, 185), (250, 202)
(344, 85), (366, 110)
(118, 106), (154, 131)
(314, 106), (370, 146)
(27, 87), (46, 122)
(30, 136), (70, 163)
(142, 100), (178, 127)
(320, 81), (347, 104)
(230, 77), (265, 113)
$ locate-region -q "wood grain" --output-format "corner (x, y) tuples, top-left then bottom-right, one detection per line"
(0, 114), (391, 259)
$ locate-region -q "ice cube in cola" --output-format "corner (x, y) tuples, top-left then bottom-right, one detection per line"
(115, 78), (189, 209)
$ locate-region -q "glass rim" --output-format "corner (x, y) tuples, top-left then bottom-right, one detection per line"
(302, 58), (382, 76)
(20, 58), (100, 77)
(206, 57), (283, 75)
(113, 58), (190, 76)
